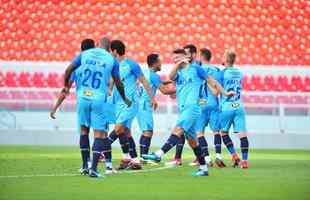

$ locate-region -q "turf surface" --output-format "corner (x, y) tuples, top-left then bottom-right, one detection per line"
(0, 145), (310, 200)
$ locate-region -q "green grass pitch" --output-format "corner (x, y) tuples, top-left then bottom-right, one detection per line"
(0, 145), (310, 200)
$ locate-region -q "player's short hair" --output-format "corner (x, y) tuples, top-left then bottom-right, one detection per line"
(173, 48), (186, 55)
(147, 53), (159, 67)
(183, 44), (197, 54)
(226, 50), (236, 65)
(99, 37), (110, 51)
(110, 40), (126, 56)
(81, 39), (95, 51)
(200, 48), (212, 61)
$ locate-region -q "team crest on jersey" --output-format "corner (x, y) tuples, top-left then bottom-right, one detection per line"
(231, 102), (240, 108)
(199, 98), (207, 105)
(84, 90), (93, 97)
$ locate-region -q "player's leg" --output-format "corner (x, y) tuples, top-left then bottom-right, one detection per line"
(139, 130), (153, 157)
(142, 126), (183, 162)
(220, 110), (240, 167)
(137, 104), (154, 159)
(186, 132), (208, 176)
(79, 126), (90, 174)
(77, 99), (91, 175)
(143, 105), (201, 163)
(234, 108), (249, 169)
(189, 110), (209, 166)
(89, 100), (114, 177)
(89, 129), (110, 178)
(210, 109), (226, 167)
(165, 134), (184, 166)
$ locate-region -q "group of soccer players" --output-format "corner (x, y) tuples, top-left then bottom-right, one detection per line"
(50, 37), (249, 178)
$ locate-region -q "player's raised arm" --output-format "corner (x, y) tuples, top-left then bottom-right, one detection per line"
(196, 65), (234, 97)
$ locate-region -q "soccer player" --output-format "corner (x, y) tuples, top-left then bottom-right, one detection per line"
(219, 49), (249, 169)
(107, 40), (157, 170)
(189, 48), (225, 167)
(166, 44), (202, 166)
(137, 53), (176, 161)
(50, 38), (96, 119)
(63, 42), (131, 178)
(142, 49), (234, 176)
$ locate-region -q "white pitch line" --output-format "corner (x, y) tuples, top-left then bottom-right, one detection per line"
(0, 166), (174, 179)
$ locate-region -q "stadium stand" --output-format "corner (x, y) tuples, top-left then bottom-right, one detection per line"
(0, 0), (309, 64)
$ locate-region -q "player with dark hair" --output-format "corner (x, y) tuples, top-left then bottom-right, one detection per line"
(142, 49), (234, 176)
(137, 53), (175, 162)
(62, 39), (130, 178)
(219, 49), (249, 169)
(107, 40), (157, 170)
(189, 48), (225, 167)
(50, 38), (95, 119)
(166, 44), (202, 166)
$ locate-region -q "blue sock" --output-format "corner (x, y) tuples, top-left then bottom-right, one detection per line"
(198, 136), (209, 157)
(161, 134), (180, 154)
(79, 134), (90, 169)
(214, 134), (222, 154)
(118, 132), (129, 154)
(193, 146), (206, 165)
(108, 130), (118, 144)
(240, 137), (249, 160)
(128, 135), (138, 159)
(91, 138), (104, 172)
(102, 138), (112, 163)
(222, 134), (236, 155)
(140, 135), (152, 156)
(175, 134), (185, 159)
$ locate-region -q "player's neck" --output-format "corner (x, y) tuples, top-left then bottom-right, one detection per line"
(117, 56), (125, 62)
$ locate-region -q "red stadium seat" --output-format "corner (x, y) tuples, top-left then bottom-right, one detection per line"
(5, 71), (18, 87)
(32, 72), (46, 88)
(0, 0), (308, 65)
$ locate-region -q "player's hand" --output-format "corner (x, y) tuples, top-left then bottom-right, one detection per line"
(124, 97), (132, 107)
(151, 97), (158, 110)
(225, 90), (236, 97)
(50, 109), (56, 119)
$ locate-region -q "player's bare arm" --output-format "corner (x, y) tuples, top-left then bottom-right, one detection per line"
(138, 75), (158, 110)
(158, 84), (176, 95)
(50, 81), (74, 119)
(63, 63), (76, 91)
(108, 79), (114, 96)
(112, 76), (131, 107)
(206, 76), (235, 97)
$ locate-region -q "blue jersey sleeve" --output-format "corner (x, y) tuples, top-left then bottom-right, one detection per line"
(69, 72), (76, 81)
(151, 73), (163, 89)
(219, 70), (225, 85)
(130, 60), (143, 78)
(196, 65), (208, 80)
(111, 58), (120, 77)
(71, 53), (82, 69)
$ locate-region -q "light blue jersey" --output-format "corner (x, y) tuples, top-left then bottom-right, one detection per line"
(199, 64), (221, 109)
(71, 48), (119, 131)
(73, 48), (119, 102)
(112, 58), (143, 128)
(194, 64), (221, 133)
(219, 67), (244, 110)
(219, 67), (246, 133)
(174, 63), (207, 138)
(137, 68), (163, 132)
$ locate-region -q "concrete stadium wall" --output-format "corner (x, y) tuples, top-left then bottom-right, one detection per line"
(0, 111), (310, 149)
